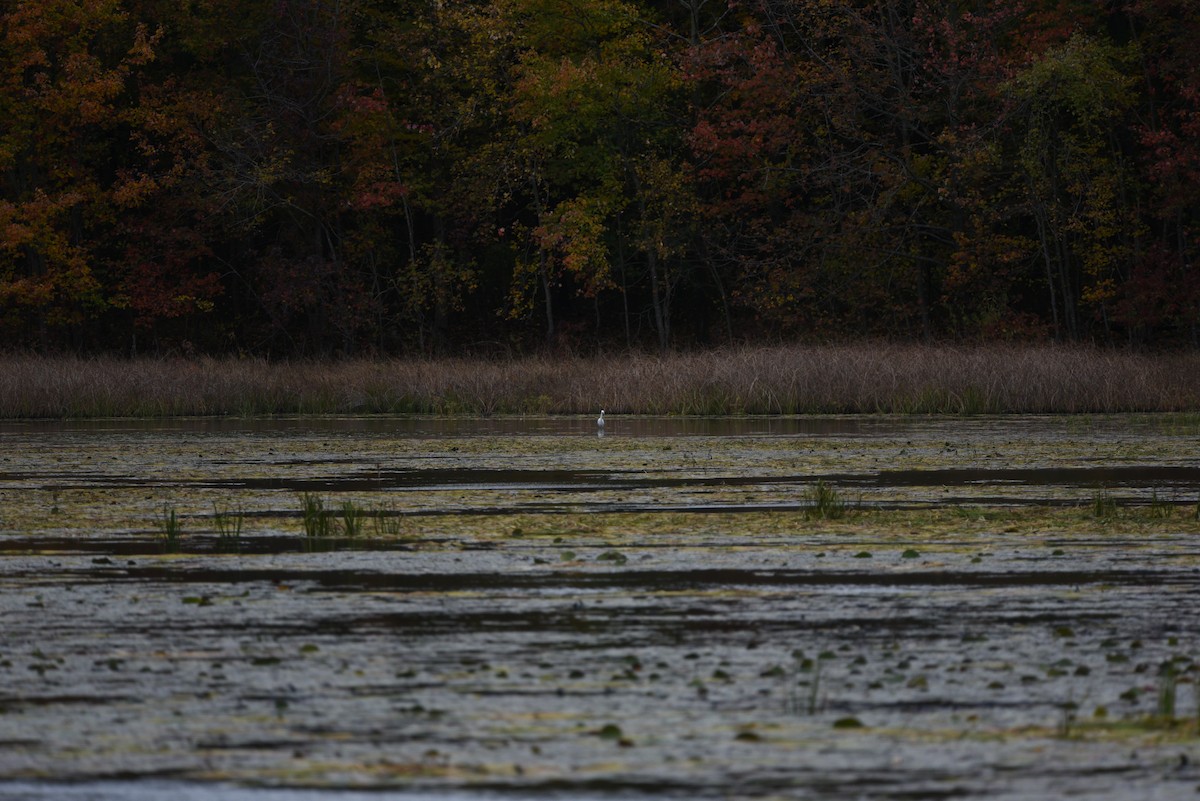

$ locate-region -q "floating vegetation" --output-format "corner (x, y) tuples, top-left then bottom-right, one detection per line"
(6, 414), (1200, 798)
(595, 723), (623, 740)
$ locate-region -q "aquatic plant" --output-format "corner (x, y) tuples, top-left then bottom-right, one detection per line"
(299, 493), (332, 541)
(786, 654), (824, 715)
(212, 501), (244, 551)
(340, 500), (365, 538)
(1092, 487), (1118, 519)
(804, 480), (846, 520)
(1147, 490), (1174, 520)
(1158, 663), (1178, 720)
(371, 506), (407, 538)
(1057, 700), (1079, 738)
(157, 504), (183, 552)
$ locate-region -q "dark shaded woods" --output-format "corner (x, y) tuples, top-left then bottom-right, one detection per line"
(3, 1), (1199, 357)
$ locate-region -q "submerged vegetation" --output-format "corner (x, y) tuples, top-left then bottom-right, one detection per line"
(3, 344), (1200, 419)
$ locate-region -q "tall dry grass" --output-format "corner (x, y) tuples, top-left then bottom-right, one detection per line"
(0, 344), (1197, 418)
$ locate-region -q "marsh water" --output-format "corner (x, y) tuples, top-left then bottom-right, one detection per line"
(2, 415), (1199, 799)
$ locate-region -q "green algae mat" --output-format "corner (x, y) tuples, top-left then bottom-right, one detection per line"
(1, 415), (1199, 799)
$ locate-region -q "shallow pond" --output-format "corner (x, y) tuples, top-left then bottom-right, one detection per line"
(1, 415), (1199, 799)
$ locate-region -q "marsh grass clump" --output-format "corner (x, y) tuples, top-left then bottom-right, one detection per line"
(1157, 663), (1178, 720)
(1147, 490), (1174, 520)
(786, 652), (824, 715)
(212, 501), (244, 551)
(299, 493), (332, 543)
(1092, 487), (1118, 519)
(804, 480), (847, 520)
(1057, 700), (1079, 738)
(371, 506), (407, 538)
(339, 500), (366, 538)
(157, 504), (183, 552)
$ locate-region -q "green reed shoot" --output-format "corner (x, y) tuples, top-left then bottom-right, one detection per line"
(299, 493), (331, 540)
(1158, 664), (1178, 720)
(1148, 489), (1174, 520)
(806, 658), (823, 714)
(340, 500), (365, 538)
(212, 501), (244, 551)
(371, 506), (406, 538)
(158, 504), (183, 552)
(1092, 486), (1117, 519)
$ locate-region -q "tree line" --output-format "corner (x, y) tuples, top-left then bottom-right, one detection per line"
(2, 0), (1198, 356)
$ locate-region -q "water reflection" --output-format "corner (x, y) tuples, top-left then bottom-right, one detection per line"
(0, 414), (897, 437)
(0, 413), (1148, 438)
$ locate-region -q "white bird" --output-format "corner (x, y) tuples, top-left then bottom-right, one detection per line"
(597, 409), (605, 429)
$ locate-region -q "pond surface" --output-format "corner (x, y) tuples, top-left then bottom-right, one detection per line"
(1, 415), (1199, 799)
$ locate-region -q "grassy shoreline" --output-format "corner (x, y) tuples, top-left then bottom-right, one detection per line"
(2, 344), (1199, 418)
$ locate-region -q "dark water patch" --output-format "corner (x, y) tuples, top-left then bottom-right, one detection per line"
(314, 609), (1057, 641)
(231, 468), (626, 493)
(0, 695), (138, 708)
(0, 782), (639, 801)
(0, 538), (152, 556)
(12, 466), (1200, 506)
(0, 536), (420, 557)
(202, 464), (1200, 494)
(864, 465), (1200, 489)
(55, 564), (1188, 593)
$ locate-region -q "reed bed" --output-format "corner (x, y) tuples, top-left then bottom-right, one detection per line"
(1, 344), (1198, 418)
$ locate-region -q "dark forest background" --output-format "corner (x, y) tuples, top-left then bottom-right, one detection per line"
(2, 0), (1199, 356)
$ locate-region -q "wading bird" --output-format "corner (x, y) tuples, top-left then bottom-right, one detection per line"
(597, 409), (605, 429)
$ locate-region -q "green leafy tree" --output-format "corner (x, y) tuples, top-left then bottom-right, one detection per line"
(472, 0), (692, 349)
(1006, 33), (1139, 340)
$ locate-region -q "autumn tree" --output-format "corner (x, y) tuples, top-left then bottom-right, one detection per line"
(1119, 0), (1200, 343)
(0, 0), (159, 348)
